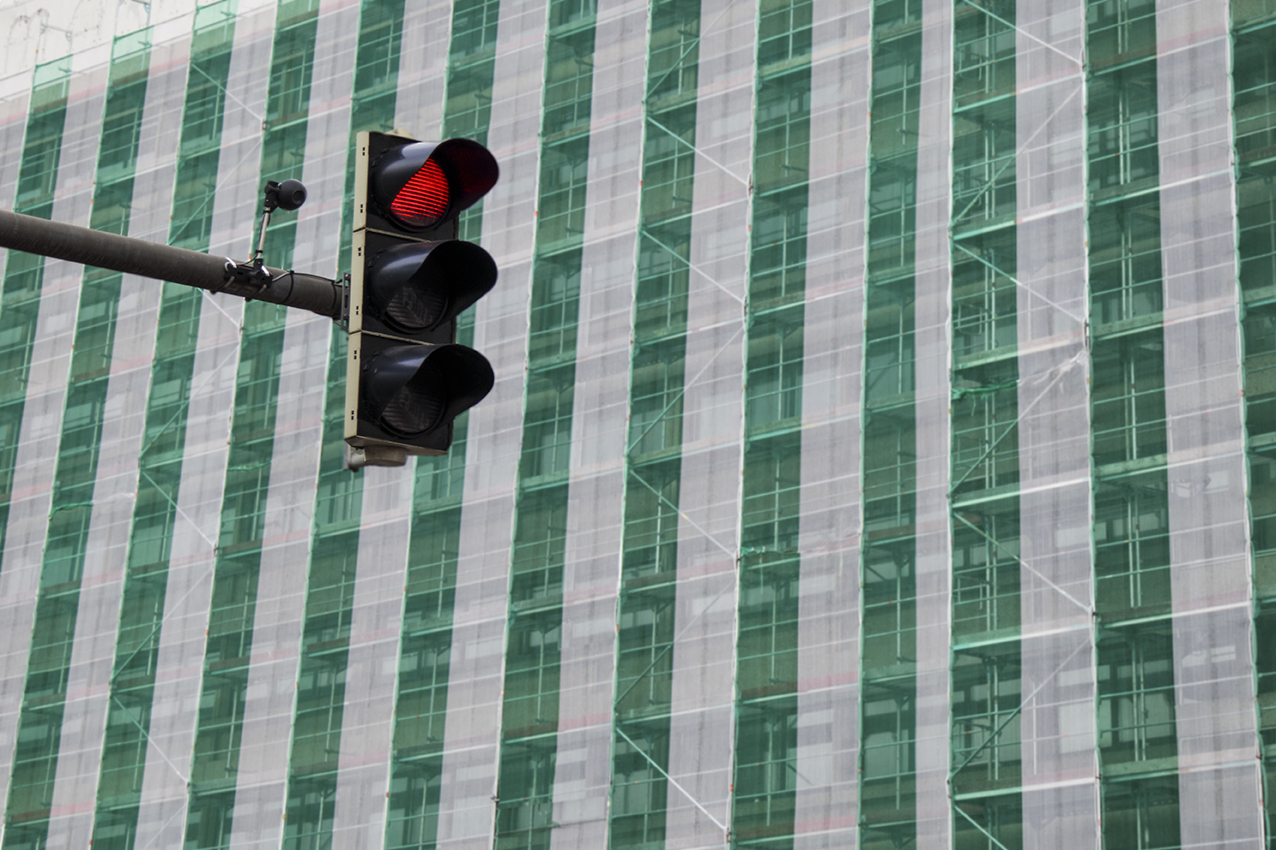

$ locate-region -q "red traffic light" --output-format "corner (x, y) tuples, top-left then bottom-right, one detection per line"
(390, 159), (449, 227)
(371, 139), (498, 232)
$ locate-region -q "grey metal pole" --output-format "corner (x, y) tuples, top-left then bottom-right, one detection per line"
(0, 208), (345, 320)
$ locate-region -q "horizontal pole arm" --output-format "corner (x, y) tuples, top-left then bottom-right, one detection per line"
(0, 208), (344, 320)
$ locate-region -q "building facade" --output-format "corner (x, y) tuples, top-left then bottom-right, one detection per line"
(0, 0), (1272, 847)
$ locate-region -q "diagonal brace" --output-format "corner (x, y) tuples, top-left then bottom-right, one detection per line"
(949, 638), (1087, 780)
(954, 801), (1013, 850)
(952, 511), (1090, 615)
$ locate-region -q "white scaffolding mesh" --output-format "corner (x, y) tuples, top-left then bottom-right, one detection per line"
(0, 64), (30, 823)
(46, 23), (190, 844)
(1157, 0), (1263, 843)
(0, 48), (107, 814)
(393, 0), (452, 137)
(545, 0), (645, 845)
(131, 2), (276, 843)
(915, 0), (954, 843)
(436, 0), (545, 844)
(225, 0), (356, 843)
(331, 463), (412, 849)
(661, 0), (752, 846)
(792, 1), (870, 846)
(1014, 0), (1100, 845)
(330, 3), (453, 842)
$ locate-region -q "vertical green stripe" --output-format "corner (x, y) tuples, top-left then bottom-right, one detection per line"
(380, 1), (495, 846)
(1084, 0), (1181, 839)
(3, 36), (151, 849)
(857, 0), (923, 842)
(493, 1), (598, 845)
(608, 1), (701, 845)
(947, 0), (1023, 843)
(0, 58), (70, 575)
(184, 2), (321, 844)
(92, 7), (238, 848)
(348, 0), (407, 142)
(729, 1), (812, 846)
(1234, 0), (1276, 837)
(277, 0), (403, 840)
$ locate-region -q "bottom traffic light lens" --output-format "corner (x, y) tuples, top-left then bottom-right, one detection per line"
(363, 343), (495, 438)
(381, 381), (445, 436)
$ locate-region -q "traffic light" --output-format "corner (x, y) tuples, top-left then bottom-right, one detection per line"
(346, 131), (499, 468)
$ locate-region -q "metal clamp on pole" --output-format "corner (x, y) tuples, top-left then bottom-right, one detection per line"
(221, 256), (271, 299)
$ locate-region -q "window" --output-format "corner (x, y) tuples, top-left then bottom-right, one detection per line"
(733, 698), (799, 839)
(527, 250), (582, 362)
(1097, 624), (1177, 766)
(1090, 333), (1167, 466)
(952, 502), (1021, 637)
(628, 341), (686, 457)
(449, 0), (500, 61)
(754, 72), (811, 194)
(542, 25), (596, 138)
(1101, 776), (1182, 850)
(1089, 194), (1164, 327)
(757, 0), (812, 67)
(1093, 475), (1172, 616)
(1087, 0), (1157, 62)
(610, 721), (671, 845)
(741, 433), (802, 554)
(954, 0), (1015, 104)
(510, 486), (569, 603)
(750, 190), (808, 308)
(1088, 64), (1160, 194)
(615, 577), (676, 715)
(951, 361), (1020, 494)
(519, 366), (576, 480)
(860, 680), (917, 821)
(862, 538), (917, 676)
(746, 309), (804, 428)
(634, 224), (691, 340)
(536, 139), (591, 248)
(952, 230), (1017, 359)
(951, 646), (1022, 792)
(646, 0), (700, 102)
(951, 97), (1016, 226)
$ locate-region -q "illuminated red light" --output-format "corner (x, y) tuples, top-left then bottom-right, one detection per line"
(390, 158), (450, 228)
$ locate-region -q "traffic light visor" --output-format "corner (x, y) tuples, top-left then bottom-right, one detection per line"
(366, 240), (497, 335)
(372, 139), (499, 231)
(363, 343), (495, 438)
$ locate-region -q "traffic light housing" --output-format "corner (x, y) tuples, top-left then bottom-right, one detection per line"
(346, 131), (499, 467)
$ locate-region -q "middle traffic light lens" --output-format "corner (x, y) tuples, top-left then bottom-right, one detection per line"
(381, 381), (444, 436)
(364, 241), (497, 337)
(390, 158), (450, 227)
(385, 285), (446, 332)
